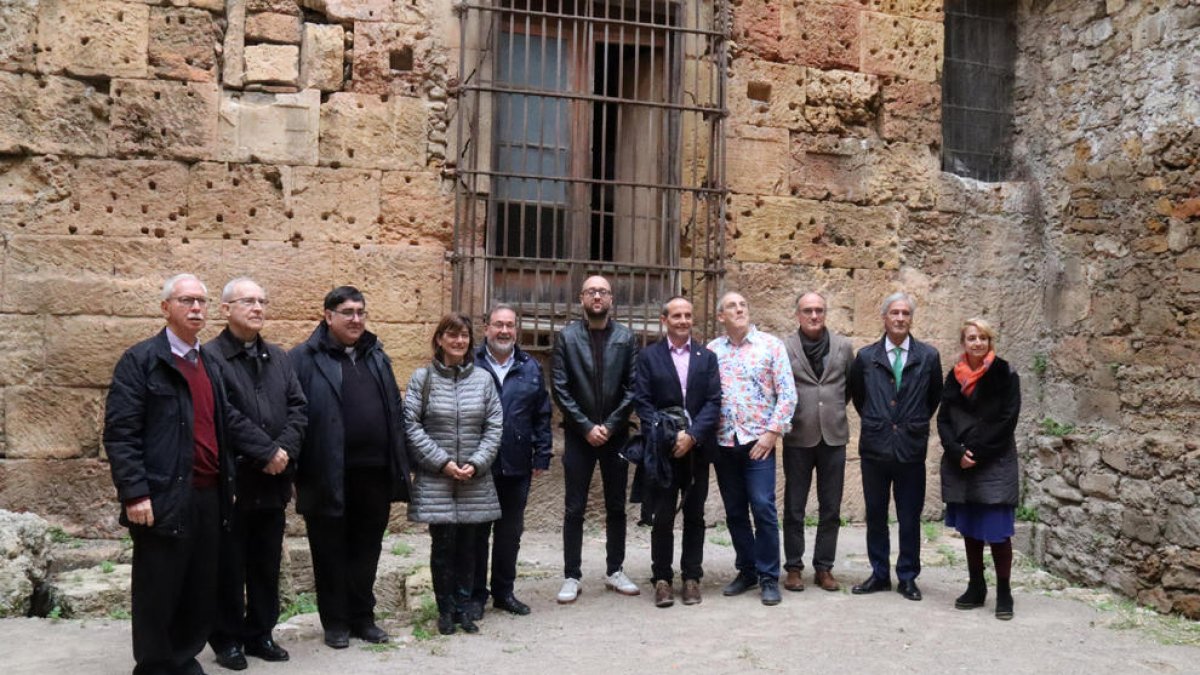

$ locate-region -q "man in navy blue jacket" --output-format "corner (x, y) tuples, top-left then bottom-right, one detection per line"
(633, 296), (722, 608)
(470, 304), (552, 616)
(848, 292), (943, 602)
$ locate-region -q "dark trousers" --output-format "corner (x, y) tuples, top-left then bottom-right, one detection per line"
(303, 467), (391, 631)
(472, 473), (531, 602)
(861, 457), (926, 582)
(782, 442), (846, 573)
(130, 486), (219, 675)
(650, 457), (710, 584)
(562, 433), (629, 579)
(714, 442), (780, 581)
(430, 523), (479, 613)
(210, 508), (285, 650)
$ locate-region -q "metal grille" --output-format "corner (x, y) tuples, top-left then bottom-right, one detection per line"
(450, 0), (729, 348)
(942, 0), (1016, 182)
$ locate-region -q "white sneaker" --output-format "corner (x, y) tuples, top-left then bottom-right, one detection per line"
(557, 577), (581, 604)
(605, 569), (641, 596)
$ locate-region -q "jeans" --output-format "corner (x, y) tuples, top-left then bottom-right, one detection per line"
(714, 441), (780, 581)
(782, 442), (846, 572)
(861, 457), (926, 582)
(562, 433), (629, 579)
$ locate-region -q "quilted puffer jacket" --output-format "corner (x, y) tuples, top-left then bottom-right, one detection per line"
(404, 359), (503, 524)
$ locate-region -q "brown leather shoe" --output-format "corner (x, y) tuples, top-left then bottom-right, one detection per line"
(784, 568), (805, 592)
(654, 580), (675, 608)
(681, 579), (702, 606)
(814, 569), (841, 592)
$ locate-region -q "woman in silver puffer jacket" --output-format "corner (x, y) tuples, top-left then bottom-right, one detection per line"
(404, 312), (502, 635)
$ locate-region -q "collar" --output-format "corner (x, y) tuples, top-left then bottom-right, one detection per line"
(667, 337), (691, 354)
(216, 327), (262, 359)
(165, 327), (200, 359)
(720, 325), (758, 347)
(884, 335), (911, 353)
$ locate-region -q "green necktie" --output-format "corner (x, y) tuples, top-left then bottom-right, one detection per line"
(892, 346), (903, 391)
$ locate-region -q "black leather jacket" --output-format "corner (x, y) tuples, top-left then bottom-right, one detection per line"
(551, 319), (639, 445)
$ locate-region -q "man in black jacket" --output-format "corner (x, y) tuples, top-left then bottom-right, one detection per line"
(289, 286), (411, 649)
(552, 275), (639, 603)
(105, 273), (246, 675)
(470, 304), (552, 617)
(848, 291), (943, 602)
(205, 278), (307, 669)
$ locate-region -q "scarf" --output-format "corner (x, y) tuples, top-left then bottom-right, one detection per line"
(953, 350), (995, 397)
(799, 328), (830, 379)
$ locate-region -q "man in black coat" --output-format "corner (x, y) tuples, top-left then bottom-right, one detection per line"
(289, 286), (411, 649)
(551, 275), (640, 603)
(205, 278), (307, 669)
(848, 291), (943, 602)
(470, 304), (552, 617)
(105, 273), (249, 675)
(632, 296), (721, 608)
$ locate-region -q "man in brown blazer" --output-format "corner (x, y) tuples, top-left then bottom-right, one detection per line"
(781, 291), (854, 592)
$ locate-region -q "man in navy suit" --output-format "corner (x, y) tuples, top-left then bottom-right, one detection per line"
(633, 296), (722, 608)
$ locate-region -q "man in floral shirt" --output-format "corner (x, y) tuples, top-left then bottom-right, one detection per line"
(707, 292), (797, 606)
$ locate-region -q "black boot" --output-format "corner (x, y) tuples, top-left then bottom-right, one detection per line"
(955, 574), (987, 610)
(995, 579), (1014, 620)
(435, 595), (456, 635)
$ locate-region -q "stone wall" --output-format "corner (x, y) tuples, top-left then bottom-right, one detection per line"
(1012, 0), (1200, 618)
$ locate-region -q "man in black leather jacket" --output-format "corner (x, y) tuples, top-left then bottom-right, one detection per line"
(551, 275), (640, 603)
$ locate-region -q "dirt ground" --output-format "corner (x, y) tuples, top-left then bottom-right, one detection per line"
(4, 524), (1199, 674)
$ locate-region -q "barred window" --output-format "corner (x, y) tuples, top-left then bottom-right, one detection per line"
(451, 0), (729, 347)
(942, 0), (1017, 182)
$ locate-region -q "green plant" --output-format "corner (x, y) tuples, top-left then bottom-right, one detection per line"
(362, 642), (399, 652)
(100, 560), (115, 574)
(803, 514), (819, 528)
(922, 521), (942, 543)
(48, 526), (73, 545)
(48, 605), (63, 621)
(390, 541), (413, 557)
(936, 544), (959, 566)
(1016, 504), (1039, 523)
(410, 595), (439, 640)
(279, 593), (318, 622)
(707, 532), (732, 547)
(108, 608), (131, 620)
(1039, 417), (1076, 437)
(1032, 353), (1048, 378)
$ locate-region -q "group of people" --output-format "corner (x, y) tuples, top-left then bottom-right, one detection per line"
(104, 272), (1021, 675)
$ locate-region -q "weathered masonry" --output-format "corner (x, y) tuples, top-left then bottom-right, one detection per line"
(0, 0), (1196, 617)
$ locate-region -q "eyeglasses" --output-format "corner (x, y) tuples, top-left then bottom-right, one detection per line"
(332, 308), (368, 319)
(489, 321), (517, 330)
(172, 296), (208, 307)
(229, 297), (269, 307)
(582, 288), (612, 298)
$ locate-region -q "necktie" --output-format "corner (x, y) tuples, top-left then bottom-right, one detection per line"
(891, 347), (903, 391)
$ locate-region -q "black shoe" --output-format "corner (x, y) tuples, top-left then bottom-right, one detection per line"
(897, 579), (922, 601)
(213, 645), (247, 671)
(493, 594), (531, 616)
(851, 575), (892, 595)
(722, 572), (759, 596)
(760, 579), (782, 606)
(244, 637), (289, 662)
(437, 612), (456, 635)
(351, 622), (390, 643)
(323, 627), (350, 649)
(955, 578), (987, 610)
(465, 600), (484, 622)
(455, 612), (480, 634)
(995, 580), (1014, 620)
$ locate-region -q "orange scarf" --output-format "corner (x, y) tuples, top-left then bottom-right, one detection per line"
(953, 350), (994, 397)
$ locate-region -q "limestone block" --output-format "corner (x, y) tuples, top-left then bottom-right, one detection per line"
(0, 459), (121, 538)
(218, 89), (320, 165)
(371, 322), (436, 383)
(785, 1), (862, 71)
(185, 162), (289, 239)
(1164, 507), (1200, 549)
(4, 386), (103, 459)
(379, 171), (453, 246)
(0, 157), (74, 235)
(350, 21), (438, 96)
(244, 44), (300, 85)
(189, 0), (226, 11)
(863, 141), (938, 207)
(332, 244), (448, 323)
(804, 68), (880, 133)
(45, 562), (131, 618)
(1078, 472), (1119, 500)
(880, 78), (940, 144)
(36, 0), (150, 79)
(298, 23), (345, 92)
(789, 133), (869, 203)
(731, 0), (791, 63)
(248, 0), (301, 15)
(0, 0), (39, 72)
(22, 75), (110, 157)
(246, 11), (303, 44)
(30, 159), (189, 238)
(319, 93), (428, 171)
(43, 317), (162, 387)
(726, 125), (789, 196)
(301, 0), (430, 23)
(727, 60), (807, 131)
(402, 565), (431, 613)
(0, 73), (24, 154)
(110, 79), (219, 161)
(2, 236), (175, 316)
(0, 315), (44, 387)
(866, 0), (943, 21)
(223, 0), (247, 87)
(218, 241), (336, 321)
(285, 166), (381, 243)
(860, 12), (943, 83)
(0, 510), (51, 618)
(729, 194), (901, 270)
(148, 7), (218, 82)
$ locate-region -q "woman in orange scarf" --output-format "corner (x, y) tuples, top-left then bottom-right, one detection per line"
(938, 318), (1021, 620)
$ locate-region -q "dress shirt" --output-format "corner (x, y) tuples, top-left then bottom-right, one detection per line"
(485, 346), (515, 385)
(707, 326), (797, 446)
(669, 338), (690, 400)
